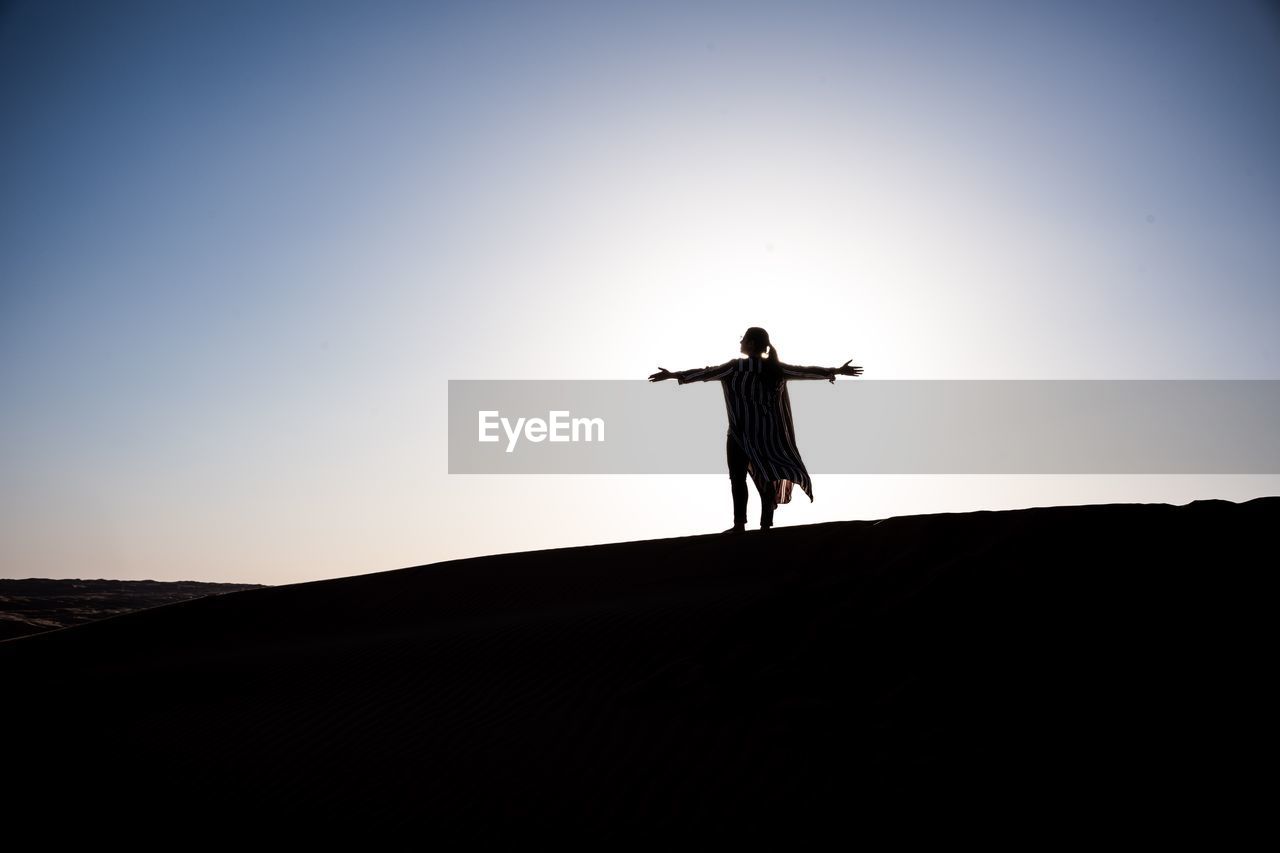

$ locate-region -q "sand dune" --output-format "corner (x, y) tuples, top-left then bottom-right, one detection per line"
(2, 497), (1274, 839)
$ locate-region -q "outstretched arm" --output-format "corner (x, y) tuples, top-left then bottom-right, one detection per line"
(677, 360), (736, 384)
(648, 360), (736, 383)
(781, 364), (836, 381)
(781, 359), (864, 383)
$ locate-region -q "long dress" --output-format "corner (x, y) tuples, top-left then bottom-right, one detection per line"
(675, 355), (828, 510)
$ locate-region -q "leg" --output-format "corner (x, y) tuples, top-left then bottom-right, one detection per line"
(754, 477), (775, 529)
(727, 434), (749, 528)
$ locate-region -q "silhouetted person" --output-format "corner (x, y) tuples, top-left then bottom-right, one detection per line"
(649, 327), (863, 533)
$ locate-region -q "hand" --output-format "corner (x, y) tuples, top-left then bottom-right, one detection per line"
(648, 367), (675, 382)
(834, 359), (863, 380)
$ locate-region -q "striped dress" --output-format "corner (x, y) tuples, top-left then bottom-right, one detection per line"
(676, 355), (829, 509)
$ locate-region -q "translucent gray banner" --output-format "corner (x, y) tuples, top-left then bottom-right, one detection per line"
(448, 380), (1280, 474)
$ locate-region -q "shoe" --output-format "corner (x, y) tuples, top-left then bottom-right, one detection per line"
(722, 524), (746, 535)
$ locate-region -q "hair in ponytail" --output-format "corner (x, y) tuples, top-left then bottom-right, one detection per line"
(744, 326), (785, 390)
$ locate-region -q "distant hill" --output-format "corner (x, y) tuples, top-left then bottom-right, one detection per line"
(0, 578), (269, 641)
(2, 497), (1274, 840)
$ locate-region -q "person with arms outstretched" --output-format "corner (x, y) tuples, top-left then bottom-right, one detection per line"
(649, 326), (863, 534)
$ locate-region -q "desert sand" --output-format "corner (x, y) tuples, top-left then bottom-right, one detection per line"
(2, 497), (1273, 839)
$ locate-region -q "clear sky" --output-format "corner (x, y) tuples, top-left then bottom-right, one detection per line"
(3, 0), (1278, 585)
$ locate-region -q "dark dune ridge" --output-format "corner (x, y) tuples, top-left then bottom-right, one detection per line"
(2, 497), (1274, 838)
(0, 578), (268, 641)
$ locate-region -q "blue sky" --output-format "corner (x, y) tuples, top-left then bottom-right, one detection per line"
(2, 0), (1278, 584)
